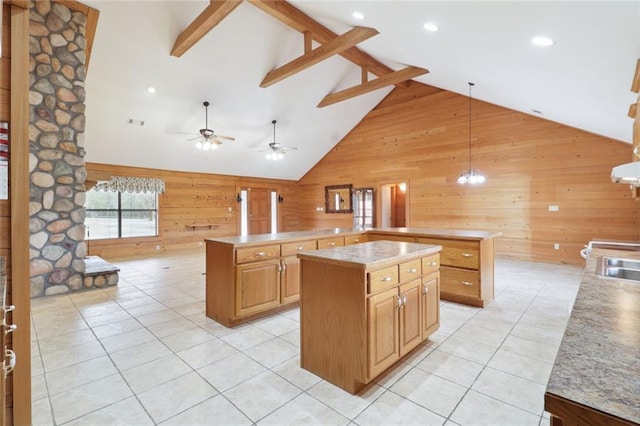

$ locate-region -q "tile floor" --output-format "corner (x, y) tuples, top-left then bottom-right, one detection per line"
(30, 249), (583, 425)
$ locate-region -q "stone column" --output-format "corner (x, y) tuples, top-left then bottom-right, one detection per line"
(28, 1), (87, 296)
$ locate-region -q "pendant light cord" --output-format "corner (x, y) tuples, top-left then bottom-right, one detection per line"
(468, 82), (474, 171)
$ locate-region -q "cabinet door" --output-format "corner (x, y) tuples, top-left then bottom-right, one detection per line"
(399, 279), (422, 356)
(368, 288), (400, 379)
(281, 256), (300, 304)
(235, 260), (281, 317)
(422, 274), (440, 337)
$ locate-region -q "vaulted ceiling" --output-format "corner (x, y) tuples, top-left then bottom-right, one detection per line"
(82, 1), (640, 181)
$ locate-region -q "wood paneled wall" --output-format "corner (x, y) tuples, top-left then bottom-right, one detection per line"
(299, 82), (640, 265)
(86, 163), (299, 259)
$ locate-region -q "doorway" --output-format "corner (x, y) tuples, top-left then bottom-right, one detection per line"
(352, 188), (375, 229)
(379, 182), (407, 228)
(239, 187), (279, 236)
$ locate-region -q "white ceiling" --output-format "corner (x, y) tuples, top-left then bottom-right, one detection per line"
(83, 1), (640, 181)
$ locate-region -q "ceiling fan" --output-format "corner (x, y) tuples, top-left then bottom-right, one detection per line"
(180, 101), (235, 151)
(261, 120), (297, 160)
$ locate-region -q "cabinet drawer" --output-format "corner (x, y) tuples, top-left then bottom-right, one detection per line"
(399, 259), (421, 282)
(317, 237), (345, 249)
(281, 240), (316, 257)
(368, 265), (399, 294)
(417, 238), (479, 269)
(236, 244), (280, 264)
(440, 266), (480, 298)
(368, 233), (416, 243)
(345, 234), (367, 245)
(421, 255), (439, 275)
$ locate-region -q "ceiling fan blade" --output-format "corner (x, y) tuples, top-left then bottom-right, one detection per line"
(186, 136), (202, 141)
(178, 131), (200, 136)
(216, 135), (235, 141)
(282, 146), (298, 151)
(211, 136), (224, 145)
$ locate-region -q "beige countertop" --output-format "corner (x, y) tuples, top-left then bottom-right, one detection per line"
(545, 248), (640, 423)
(297, 240), (442, 270)
(205, 227), (500, 247)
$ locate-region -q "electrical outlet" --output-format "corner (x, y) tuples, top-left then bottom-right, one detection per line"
(316, 206), (324, 211)
(554, 243), (560, 250)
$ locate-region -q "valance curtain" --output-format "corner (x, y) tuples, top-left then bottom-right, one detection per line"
(94, 176), (166, 194)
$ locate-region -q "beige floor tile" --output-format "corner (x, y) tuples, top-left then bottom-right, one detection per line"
(499, 334), (559, 364)
(46, 356), (118, 396)
(223, 371), (302, 422)
(372, 359), (414, 389)
(64, 396), (154, 426)
(487, 348), (554, 385)
(198, 352), (267, 392)
(471, 367), (546, 415)
(171, 301), (205, 317)
(510, 321), (565, 346)
(390, 368), (467, 417)
(450, 322), (510, 348)
(271, 355), (322, 390)
(123, 302), (170, 319)
(251, 314), (300, 336)
(121, 353), (192, 394)
(137, 372), (218, 423)
(244, 337), (298, 368)
(32, 374), (48, 402)
(49, 374), (132, 424)
(416, 349), (484, 387)
(177, 337), (238, 369)
(354, 390), (446, 426)
(77, 302), (125, 319)
(91, 317), (143, 339)
(136, 309), (183, 327)
(32, 355), (44, 376)
(110, 339), (172, 371)
(280, 329), (300, 347)
(259, 392), (349, 425)
(307, 379), (385, 419)
(160, 327), (215, 352)
(221, 325), (277, 351)
(83, 309), (133, 328)
(161, 394), (251, 426)
(147, 317), (197, 338)
(437, 335), (496, 364)
(99, 327), (158, 354)
(450, 390), (540, 426)
(37, 329), (97, 355)
(41, 340), (106, 372)
(31, 397), (54, 426)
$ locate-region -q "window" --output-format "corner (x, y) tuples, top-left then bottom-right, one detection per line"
(85, 188), (158, 239)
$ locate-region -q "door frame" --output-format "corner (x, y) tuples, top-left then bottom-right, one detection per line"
(377, 180), (410, 228)
(236, 184), (283, 236)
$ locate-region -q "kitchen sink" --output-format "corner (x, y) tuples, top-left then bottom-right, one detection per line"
(596, 257), (640, 283)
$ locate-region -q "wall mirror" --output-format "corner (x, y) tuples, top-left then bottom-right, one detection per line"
(325, 184), (353, 213)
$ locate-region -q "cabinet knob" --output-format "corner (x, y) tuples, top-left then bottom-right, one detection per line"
(328, 242), (336, 246)
(406, 268), (417, 273)
(380, 276), (393, 282)
(296, 246), (304, 250)
(423, 284), (429, 294)
(4, 349), (16, 376)
(461, 281), (473, 286)
(3, 305), (15, 314)
(4, 324), (17, 335)
(427, 262), (437, 266)
(353, 239), (360, 242)
(254, 252), (266, 257)
(461, 253), (473, 258)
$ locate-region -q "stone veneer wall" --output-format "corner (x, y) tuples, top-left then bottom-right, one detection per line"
(28, 1), (88, 297)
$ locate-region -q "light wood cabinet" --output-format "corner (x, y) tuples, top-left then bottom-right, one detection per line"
(281, 256), (301, 304)
(317, 236), (345, 249)
(345, 234), (367, 245)
(299, 241), (441, 394)
(235, 260), (281, 317)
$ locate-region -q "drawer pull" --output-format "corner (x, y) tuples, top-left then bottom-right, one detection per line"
(396, 295), (403, 308)
(426, 261), (437, 267)
(423, 284), (429, 294)
(328, 242), (336, 246)
(406, 268), (417, 273)
(461, 253), (474, 258)
(296, 246), (304, 250)
(461, 281), (474, 286)
(353, 239), (360, 242)
(4, 349), (15, 376)
(380, 276), (393, 282)
(3, 305), (15, 314)
(4, 324), (17, 335)
(254, 252), (266, 257)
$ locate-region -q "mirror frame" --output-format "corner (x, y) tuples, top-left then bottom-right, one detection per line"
(325, 184), (353, 213)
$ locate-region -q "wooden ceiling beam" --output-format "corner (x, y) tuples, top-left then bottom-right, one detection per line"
(629, 102), (637, 119)
(248, 0), (408, 88)
(317, 66), (429, 108)
(260, 26), (378, 88)
(171, 0), (242, 58)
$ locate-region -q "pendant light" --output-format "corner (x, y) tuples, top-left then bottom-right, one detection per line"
(457, 82), (486, 185)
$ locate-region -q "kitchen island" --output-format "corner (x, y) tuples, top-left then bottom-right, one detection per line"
(205, 227), (499, 327)
(544, 248), (640, 425)
(298, 240), (442, 394)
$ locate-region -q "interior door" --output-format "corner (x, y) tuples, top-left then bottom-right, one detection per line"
(248, 188), (271, 235)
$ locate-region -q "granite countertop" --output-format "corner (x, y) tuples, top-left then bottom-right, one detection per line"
(546, 248), (640, 423)
(371, 227), (502, 240)
(297, 240), (442, 270)
(206, 227), (500, 247)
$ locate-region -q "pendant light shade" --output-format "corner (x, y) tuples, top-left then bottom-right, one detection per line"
(458, 82), (486, 185)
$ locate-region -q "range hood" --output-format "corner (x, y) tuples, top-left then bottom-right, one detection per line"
(611, 161), (640, 187)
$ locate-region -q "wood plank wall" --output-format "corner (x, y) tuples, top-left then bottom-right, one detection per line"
(86, 163), (299, 259)
(298, 82), (640, 265)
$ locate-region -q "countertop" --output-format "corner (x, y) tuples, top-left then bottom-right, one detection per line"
(205, 227), (500, 247)
(297, 240), (442, 270)
(545, 248), (640, 423)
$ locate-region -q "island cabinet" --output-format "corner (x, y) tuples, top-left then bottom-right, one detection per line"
(298, 240), (441, 394)
(368, 228), (499, 307)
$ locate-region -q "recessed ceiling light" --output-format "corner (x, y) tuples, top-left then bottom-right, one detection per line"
(531, 36), (554, 47)
(423, 22), (439, 32)
(146, 85), (157, 94)
(352, 11), (364, 20)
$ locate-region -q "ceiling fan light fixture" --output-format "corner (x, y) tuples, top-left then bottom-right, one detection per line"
(531, 35), (554, 47)
(423, 22), (439, 32)
(458, 82), (486, 185)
